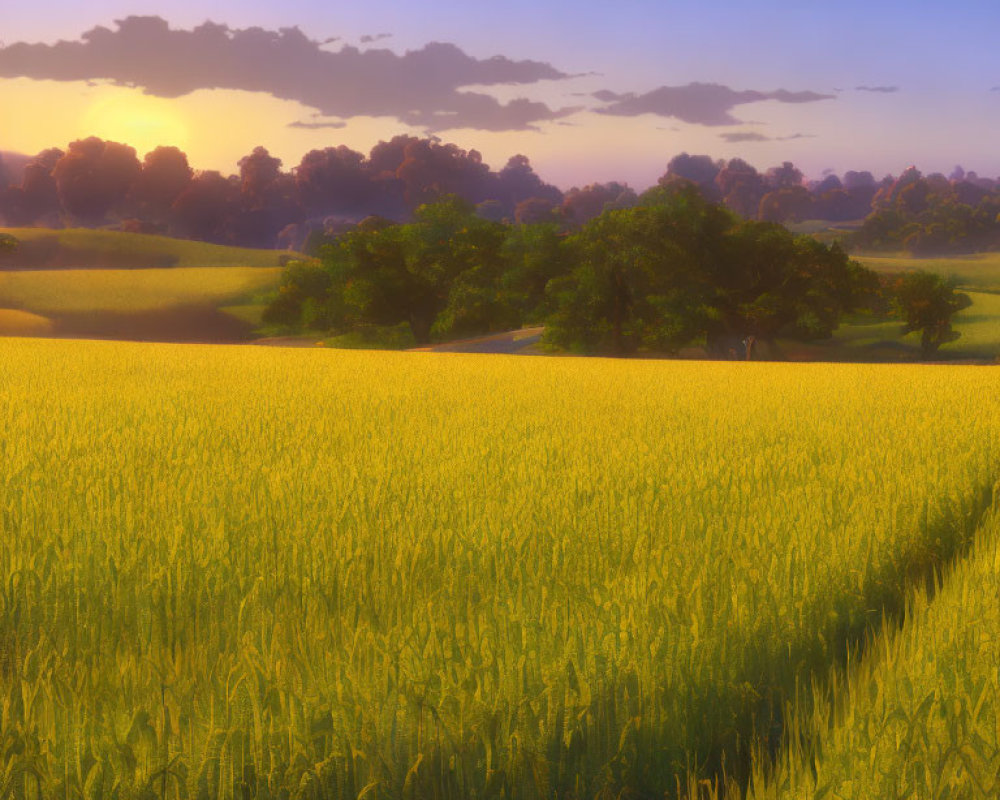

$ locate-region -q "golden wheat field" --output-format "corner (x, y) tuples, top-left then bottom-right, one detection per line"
(1, 337), (999, 799)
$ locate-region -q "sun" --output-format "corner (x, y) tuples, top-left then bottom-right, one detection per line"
(81, 88), (190, 157)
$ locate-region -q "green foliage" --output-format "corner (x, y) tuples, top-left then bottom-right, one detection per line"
(890, 271), (972, 358)
(267, 185), (879, 356)
(545, 183), (874, 355)
(260, 260), (332, 328)
(0, 226), (295, 268)
(851, 183), (1000, 255)
(270, 195), (519, 344)
(543, 199), (716, 354)
(0, 232), (18, 254)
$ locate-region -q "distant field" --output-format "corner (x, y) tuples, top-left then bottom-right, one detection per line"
(0, 266), (281, 313)
(0, 267), (281, 341)
(0, 307), (53, 335)
(856, 252), (1000, 291)
(0, 226), (295, 269)
(824, 290), (1000, 360)
(2, 339), (1000, 797)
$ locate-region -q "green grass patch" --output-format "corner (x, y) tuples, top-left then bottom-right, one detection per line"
(0, 266), (282, 314)
(0, 226), (297, 269)
(856, 252), (1000, 291)
(828, 290), (1000, 360)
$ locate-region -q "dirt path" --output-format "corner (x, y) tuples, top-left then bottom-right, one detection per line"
(409, 326), (544, 354)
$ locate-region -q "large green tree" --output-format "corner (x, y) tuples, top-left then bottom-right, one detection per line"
(706, 225), (875, 357)
(268, 196), (513, 344)
(545, 182), (874, 357)
(544, 185), (725, 355)
(890, 271), (972, 358)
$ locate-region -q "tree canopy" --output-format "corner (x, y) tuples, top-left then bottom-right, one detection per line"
(890, 271), (972, 358)
(265, 185), (878, 357)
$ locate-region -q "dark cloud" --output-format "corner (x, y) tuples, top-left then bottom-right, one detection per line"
(594, 82), (833, 126)
(288, 120), (347, 130)
(992, 86), (1000, 92)
(855, 85), (899, 93)
(360, 33), (392, 44)
(719, 132), (770, 143)
(0, 16), (575, 132)
(719, 131), (815, 143)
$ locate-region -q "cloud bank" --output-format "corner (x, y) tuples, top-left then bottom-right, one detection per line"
(719, 131), (816, 143)
(0, 16), (577, 132)
(593, 82), (834, 126)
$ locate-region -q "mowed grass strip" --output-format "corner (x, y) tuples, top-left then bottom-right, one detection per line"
(0, 227), (295, 268)
(0, 266), (282, 314)
(1, 340), (999, 798)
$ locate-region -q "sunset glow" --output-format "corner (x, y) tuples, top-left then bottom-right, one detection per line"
(82, 89), (190, 156)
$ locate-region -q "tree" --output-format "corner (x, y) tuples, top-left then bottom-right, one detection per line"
(294, 146), (370, 218)
(715, 158), (766, 218)
(170, 171), (238, 242)
(706, 226), (874, 357)
(52, 137), (141, 224)
(561, 182), (638, 226)
(890, 271), (972, 359)
(230, 147), (300, 247)
(757, 185), (813, 223)
(129, 146), (193, 224)
(660, 153), (722, 201)
(274, 196), (513, 343)
(500, 222), (571, 321)
(1, 148), (63, 225)
(545, 187), (720, 355)
(0, 233), (17, 255)
(546, 182), (874, 358)
(496, 154), (562, 214)
(764, 161), (804, 190)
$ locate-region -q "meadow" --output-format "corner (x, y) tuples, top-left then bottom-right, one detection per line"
(0, 266), (281, 341)
(2, 337), (999, 798)
(0, 228), (293, 269)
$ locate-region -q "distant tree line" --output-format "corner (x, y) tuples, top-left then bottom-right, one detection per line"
(3, 137), (999, 255)
(263, 183), (971, 359)
(851, 166), (1000, 254)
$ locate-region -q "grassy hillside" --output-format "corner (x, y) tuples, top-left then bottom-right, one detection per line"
(2, 339), (999, 797)
(0, 267), (282, 341)
(856, 252), (1000, 291)
(0, 226), (296, 269)
(823, 290), (1000, 360)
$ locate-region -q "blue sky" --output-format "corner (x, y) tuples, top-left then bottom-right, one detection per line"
(3, 1), (1000, 188)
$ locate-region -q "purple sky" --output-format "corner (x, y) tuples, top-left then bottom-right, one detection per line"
(2, 1), (1000, 188)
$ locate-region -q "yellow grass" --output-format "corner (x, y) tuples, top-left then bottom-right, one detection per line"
(2, 339), (999, 797)
(0, 307), (53, 335)
(0, 266), (282, 313)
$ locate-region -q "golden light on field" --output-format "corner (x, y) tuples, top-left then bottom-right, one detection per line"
(81, 89), (190, 156)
